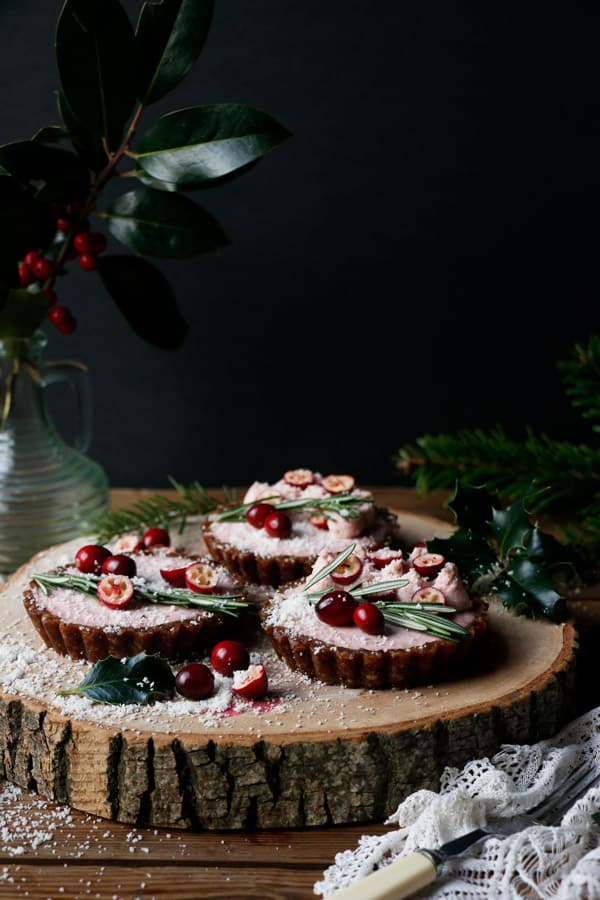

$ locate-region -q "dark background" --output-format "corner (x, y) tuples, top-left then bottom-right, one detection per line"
(0, 1), (597, 487)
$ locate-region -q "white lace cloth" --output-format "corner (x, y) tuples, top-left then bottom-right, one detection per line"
(315, 708), (600, 899)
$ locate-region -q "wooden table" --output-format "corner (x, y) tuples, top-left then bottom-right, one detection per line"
(0, 487), (580, 900)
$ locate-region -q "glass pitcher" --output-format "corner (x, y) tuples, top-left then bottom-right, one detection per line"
(0, 332), (109, 574)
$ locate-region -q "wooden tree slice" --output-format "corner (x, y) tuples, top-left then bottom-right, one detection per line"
(0, 512), (576, 830)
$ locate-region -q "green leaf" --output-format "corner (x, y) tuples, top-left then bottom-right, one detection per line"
(102, 187), (230, 259)
(136, 105), (291, 188)
(490, 487), (548, 558)
(427, 530), (496, 586)
(31, 125), (69, 145)
(98, 255), (187, 349)
(0, 289), (50, 339)
(446, 481), (496, 531)
(55, 0), (137, 147)
(0, 177), (56, 267)
(0, 140), (90, 203)
(57, 652), (175, 705)
(58, 90), (108, 173)
(502, 554), (566, 621)
(136, 0), (214, 105)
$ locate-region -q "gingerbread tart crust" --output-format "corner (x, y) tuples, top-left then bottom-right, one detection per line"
(259, 599), (489, 689)
(203, 507), (398, 587)
(23, 558), (246, 663)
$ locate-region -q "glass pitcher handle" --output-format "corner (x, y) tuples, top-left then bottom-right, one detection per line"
(41, 360), (93, 453)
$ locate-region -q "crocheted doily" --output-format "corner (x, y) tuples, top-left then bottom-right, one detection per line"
(315, 707), (600, 899)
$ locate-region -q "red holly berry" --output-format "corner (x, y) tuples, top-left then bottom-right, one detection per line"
(88, 232), (107, 254)
(48, 305), (76, 335)
(18, 263), (33, 287)
(31, 257), (55, 281)
(78, 252), (98, 272)
(56, 218), (71, 233)
(73, 233), (91, 253)
(23, 251), (41, 268)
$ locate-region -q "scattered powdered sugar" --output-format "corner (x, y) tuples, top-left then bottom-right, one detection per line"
(0, 782), (72, 855)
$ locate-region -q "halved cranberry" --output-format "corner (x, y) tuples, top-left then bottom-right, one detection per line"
(264, 510), (291, 538)
(75, 544), (111, 574)
(101, 554), (137, 577)
(160, 563), (190, 588)
(97, 574), (134, 609)
(412, 586), (447, 605)
(113, 534), (142, 553)
(322, 474), (356, 494)
(141, 527), (170, 549)
(175, 663), (214, 700)
(367, 549), (404, 570)
(413, 553), (446, 578)
(310, 515), (329, 529)
(185, 562), (218, 594)
(331, 554), (363, 586)
(353, 602), (385, 635)
(283, 468), (315, 489)
(233, 664), (268, 700)
(315, 590), (357, 626)
(210, 640), (250, 677)
(246, 503), (273, 529)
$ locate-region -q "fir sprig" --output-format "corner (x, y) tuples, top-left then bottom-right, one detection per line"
(559, 334), (600, 432)
(33, 572), (250, 617)
(215, 493), (371, 523)
(94, 478), (218, 544)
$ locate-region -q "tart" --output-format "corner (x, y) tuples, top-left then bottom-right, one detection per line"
(24, 547), (247, 663)
(259, 544), (488, 689)
(203, 469), (399, 586)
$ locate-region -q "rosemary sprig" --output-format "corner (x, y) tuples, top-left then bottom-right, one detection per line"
(94, 478), (218, 544)
(33, 573), (250, 618)
(304, 543), (357, 590)
(306, 579), (410, 601)
(215, 493), (371, 523)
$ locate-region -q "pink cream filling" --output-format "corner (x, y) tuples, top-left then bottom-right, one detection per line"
(31, 551), (239, 631)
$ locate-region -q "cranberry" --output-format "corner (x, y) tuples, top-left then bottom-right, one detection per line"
(31, 257), (55, 280)
(141, 527), (170, 549)
(97, 574), (134, 609)
(160, 563), (190, 587)
(210, 640), (250, 676)
(413, 553), (446, 578)
(331, 553), (363, 586)
(185, 562), (218, 594)
(18, 263), (33, 287)
(321, 474), (355, 494)
(73, 233), (91, 253)
(75, 544), (111, 574)
(175, 663), (214, 700)
(315, 590), (357, 626)
(23, 251), (41, 268)
(283, 468), (315, 488)
(101, 554), (137, 577)
(78, 252), (98, 272)
(310, 515), (328, 529)
(412, 586), (447, 605)
(56, 218), (71, 233)
(49, 305), (76, 335)
(264, 510), (291, 538)
(113, 533), (142, 553)
(246, 503), (274, 529)
(353, 602), (385, 635)
(367, 549), (404, 570)
(233, 664), (268, 700)
(89, 232), (107, 254)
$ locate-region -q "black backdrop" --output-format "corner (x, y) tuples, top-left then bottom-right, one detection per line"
(0, 1), (597, 487)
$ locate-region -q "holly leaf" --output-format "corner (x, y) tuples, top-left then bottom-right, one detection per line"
(136, 105), (292, 189)
(55, 0), (137, 148)
(57, 652), (175, 705)
(98, 255), (187, 349)
(58, 90), (108, 173)
(0, 289), (50, 339)
(490, 486), (548, 558)
(0, 140), (90, 203)
(427, 529), (496, 587)
(102, 187), (230, 259)
(446, 481), (496, 531)
(493, 553), (566, 622)
(31, 125), (69, 145)
(136, 0), (214, 105)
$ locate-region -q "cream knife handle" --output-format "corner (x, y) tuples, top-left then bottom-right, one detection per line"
(329, 851), (437, 900)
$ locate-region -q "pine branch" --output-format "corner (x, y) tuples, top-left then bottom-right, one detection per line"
(558, 334), (600, 432)
(94, 478), (218, 544)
